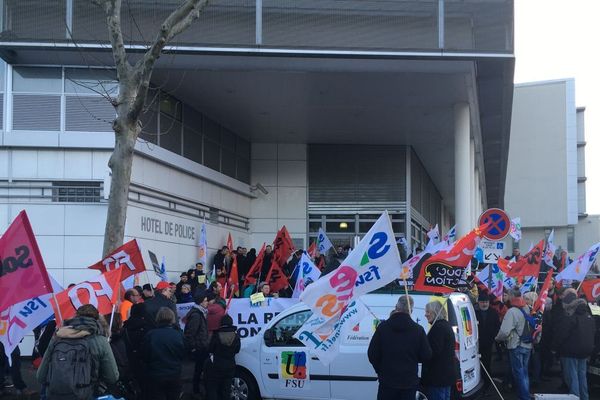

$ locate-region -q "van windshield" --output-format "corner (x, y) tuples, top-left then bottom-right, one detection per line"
(268, 310), (313, 347)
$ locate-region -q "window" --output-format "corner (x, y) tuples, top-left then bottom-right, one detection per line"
(12, 67), (61, 131)
(267, 310), (312, 347)
(567, 226), (575, 253)
(52, 181), (102, 203)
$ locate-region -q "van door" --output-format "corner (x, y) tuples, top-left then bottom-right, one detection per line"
(450, 294), (481, 395)
(259, 309), (330, 399)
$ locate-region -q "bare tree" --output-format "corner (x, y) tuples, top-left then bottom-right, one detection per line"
(92, 0), (209, 256)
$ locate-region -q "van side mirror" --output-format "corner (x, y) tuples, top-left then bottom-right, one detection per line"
(264, 327), (275, 346)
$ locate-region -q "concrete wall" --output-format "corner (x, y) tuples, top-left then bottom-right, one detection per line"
(250, 143), (308, 248)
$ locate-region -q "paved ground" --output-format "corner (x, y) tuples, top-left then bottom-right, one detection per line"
(2, 355), (600, 399)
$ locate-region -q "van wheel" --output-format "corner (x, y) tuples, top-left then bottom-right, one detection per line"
(232, 369), (259, 400)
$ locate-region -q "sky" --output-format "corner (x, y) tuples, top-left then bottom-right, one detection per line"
(514, 0), (600, 214)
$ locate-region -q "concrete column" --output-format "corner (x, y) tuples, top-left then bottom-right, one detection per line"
(470, 138), (476, 227)
(474, 169), (481, 222)
(454, 103), (471, 237)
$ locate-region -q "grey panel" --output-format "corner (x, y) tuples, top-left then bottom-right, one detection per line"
(183, 125), (203, 164)
(203, 138), (221, 171)
(308, 145), (406, 203)
(159, 114), (182, 155)
(0, 94), (3, 127)
(3, 0), (66, 41)
(65, 96), (115, 132)
(139, 108), (158, 145)
(236, 156), (250, 184)
(221, 148), (236, 178)
(13, 94), (60, 131)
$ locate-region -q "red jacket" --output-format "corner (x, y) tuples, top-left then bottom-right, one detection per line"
(207, 303), (226, 332)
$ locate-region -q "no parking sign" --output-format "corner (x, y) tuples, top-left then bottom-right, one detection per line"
(478, 208), (511, 241)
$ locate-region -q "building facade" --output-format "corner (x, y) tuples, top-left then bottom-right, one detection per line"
(0, 0), (514, 286)
(504, 79), (600, 257)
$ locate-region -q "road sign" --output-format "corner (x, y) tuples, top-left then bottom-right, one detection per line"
(478, 208), (511, 241)
(479, 239), (504, 263)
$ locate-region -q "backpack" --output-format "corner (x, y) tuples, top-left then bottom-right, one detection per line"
(518, 308), (541, 345)
(47, 337), (95, 399)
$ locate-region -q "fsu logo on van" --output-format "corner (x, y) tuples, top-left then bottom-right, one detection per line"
(280, 351), (309, 389)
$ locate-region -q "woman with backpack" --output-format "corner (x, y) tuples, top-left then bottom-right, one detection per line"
(183, 292), (210, 399)
(204, 314), (241, 400)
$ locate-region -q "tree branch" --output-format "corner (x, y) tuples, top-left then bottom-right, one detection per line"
(93, 0), (130, 81)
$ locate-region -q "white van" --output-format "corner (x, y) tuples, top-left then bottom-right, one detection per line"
(232, 292), (483, 400)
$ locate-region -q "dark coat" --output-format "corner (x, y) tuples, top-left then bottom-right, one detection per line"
(553, 298), (596, 358)
(367, 312), (432, 389)
(183, 307), (209, 353)
(204, 324), (241, 380)
(475, 307), (501, 349)
(141, 325), (185, 379)
(143, 293), (178, 326)
(109, 331), (130, 381)
(421, 319), (457, 387)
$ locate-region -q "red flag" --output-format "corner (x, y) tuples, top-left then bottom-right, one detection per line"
(506, 240), (544, 278)
(533, 270), (554, 313)
(228, 255), (239, 297)
(265, 259), (290, 293)
(226, 233), (234, 252)
(559, 251), (568, 272)
(581, 279), (600, 302)
(54, 267), (123, 324)
(273, 226), (295, 267)
(244, 243), (265, 286)
(497, 257), (511, 274)
(0, 211), (53, 312)
(414, 225), (488, 294)
(307, 241), (317, 258)
(88, 239), (145, 281)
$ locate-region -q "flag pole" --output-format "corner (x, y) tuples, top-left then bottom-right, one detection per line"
(108, 303), (116, 339)
(402, 278), (412, 314)
(51, 292), (64, 327)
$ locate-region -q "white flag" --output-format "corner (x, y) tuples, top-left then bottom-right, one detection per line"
(317, 228), (334, 254)
(198, 223), (208, 266)
(0, 276), (62, 364)
(520, 276), (538, 294)
(556, 242), (600, 282)
(294, 298), (369, 365)
(301, 211), (402, 322)
(425, 225), (440, 252)
(509, 217), (522, 242)
(543, 230), (557, 267)
(442, 225), (457, 245)
(292, 253), (322, 298)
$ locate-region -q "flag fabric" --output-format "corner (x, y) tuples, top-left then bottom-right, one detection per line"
(228, 255), (240, 297)
(506, 240), (545, 278)
(509, 217), (522, 242)
(424, 225), (440, 252)
(292, 253), (321, 298)
(543, 230), (557, 267)
(533, 270), (554, 313)
(226, 233), (234, 252)
(244, 243), (266, 286)
(497, 257), (512, 274)
(265, 259), (290, 293)
(157, 256), (168, 282)
(198, 223), (208, 266)
(0, 276), (62, 363)
(54, 267), (123, 324)
(555, 242), (600, 282)
(300, 211), (402, 323)
(317, 228), (333, 255)
(581, 279), (600, 302)
(208, 265), (216, 285)
(442, 225), (457, 245)
(0, 210), (54, 312)
(273, 226), (295, 267)
(88, 239), (145, 281)
(307, 241), (317, 258)
(413, 225), (489, 294)
(476, 264), (505, 298)
(520, 276), (538, 294)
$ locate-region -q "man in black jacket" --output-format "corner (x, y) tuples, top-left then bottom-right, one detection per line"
(475, 292), (501, 380)
(144, 281), (178, 326)
(368, 295), (432, 400)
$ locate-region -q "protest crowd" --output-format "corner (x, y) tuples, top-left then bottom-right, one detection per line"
(2, 212), (600, 400)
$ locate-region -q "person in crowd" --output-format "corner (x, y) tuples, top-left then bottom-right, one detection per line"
(209, 281), (226, 307)
(144, 281), (178, 325)
(258, 282), (278, 298)
(213, 246), (228, 272)
(142, 307), (185, 400)
(0, 344), (36, 396)
(523, 291), (541, 388)
(204, 314), (241, 400)
(184, 292), (210, 398)
(421, 301), (455, 400)
(121, 288), (142, 321)
(133, 286), (144, 303)
(177, 283), (194, 303)
(495, 288), (532, 400)
(175, 272), (189, 298)
(37, 304), (119, 399)
(246, 248), (257, 274)
(539, 297), (555, 380)
(368, 295), (432, 400)
(475, 292), (501, 381)
(553, 288), (595, 400)
(193, 264), (208, 293)
(207, 292), (226, 336)
(259, 245), (274, 283)
(123, 303), (151, 398)
(107, 313), (136, 399)
(216, 266), (228, 293)
(142, 284), (155, 300)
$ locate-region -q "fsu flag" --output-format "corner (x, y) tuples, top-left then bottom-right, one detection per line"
(581, 279), (600, 302)
(533, 270), (554, 313)
(506, 240), (545, 278)
(244, 243), (265, 286)
(273, 226), (295, 267)
(88, 239), (145, 281)
(265, 259), (290, 293)
(556, 242), (600, 282)
(414, 225), (488, 294)
(0, 211), (53, 312)
(54, 267), (123, 323)
(228, 255), (240, 297)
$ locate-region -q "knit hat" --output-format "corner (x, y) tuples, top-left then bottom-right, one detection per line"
(220, 314), (234, 327)
(478, 292), (490, 302)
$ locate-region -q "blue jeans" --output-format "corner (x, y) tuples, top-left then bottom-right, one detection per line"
(508, 346), (531, 400)
(424, 386), (451, 400)
(561, 357), (589, 400)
